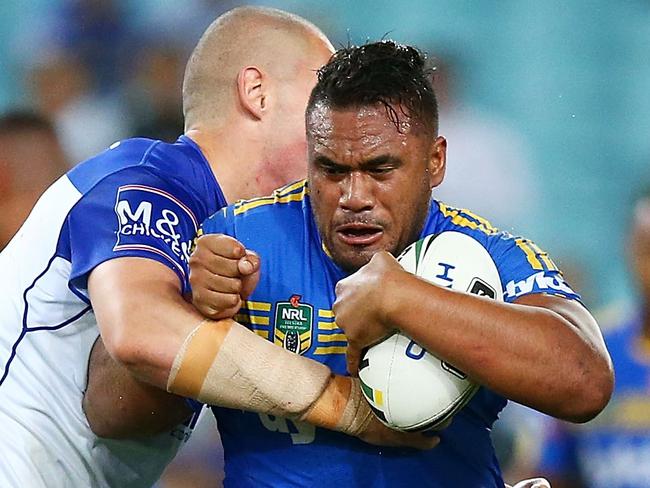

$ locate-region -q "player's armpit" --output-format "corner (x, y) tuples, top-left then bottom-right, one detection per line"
(83, 337), (193, 439)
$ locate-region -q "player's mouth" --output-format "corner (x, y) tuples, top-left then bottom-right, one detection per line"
(335, 223), (384, 246)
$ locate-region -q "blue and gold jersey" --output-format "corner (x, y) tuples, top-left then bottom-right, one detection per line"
(201, 180), (580, 488)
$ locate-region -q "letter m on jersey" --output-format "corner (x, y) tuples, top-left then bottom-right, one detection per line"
(273, 295), (313, 355)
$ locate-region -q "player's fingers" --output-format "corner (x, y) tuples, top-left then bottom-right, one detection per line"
(237, 251), (260, 276)
(196, 234), (246, 259)
(190, 265), (236, 293)
(239, 252), (261, 299)
(192, 289), (242, 319)
(346, 346), (361, 377)
(190, 252), (242, 277)
(193, 271), (242, 294)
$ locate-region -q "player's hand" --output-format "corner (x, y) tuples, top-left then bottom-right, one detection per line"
(356, 415), (440, 450)
(505, 479), (551, 488)
(333, 251), (404, 376)
(189, 233), (260, 319)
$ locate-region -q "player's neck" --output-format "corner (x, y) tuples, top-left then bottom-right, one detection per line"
(185, 127), (264, 204)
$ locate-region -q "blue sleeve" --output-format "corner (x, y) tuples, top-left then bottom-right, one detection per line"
(488, 233), (581, 303)
(200, 206), (233, 236)
(66, 167), (201, 296)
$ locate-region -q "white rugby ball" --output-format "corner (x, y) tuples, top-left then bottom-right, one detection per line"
(358, 231), (503, 431)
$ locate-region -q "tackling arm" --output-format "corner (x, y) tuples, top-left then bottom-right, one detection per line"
(85, 256), (434, 448)
(335, 252), (613, 423)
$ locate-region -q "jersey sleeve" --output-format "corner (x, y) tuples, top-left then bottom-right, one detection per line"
(199, 206), (234, 236)
(489, 233), (581, 303)
(66, 167), (201, 297)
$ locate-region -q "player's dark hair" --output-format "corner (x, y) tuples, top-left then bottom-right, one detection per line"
(306, 40), (438, 134)
(0, 110), (56, 135)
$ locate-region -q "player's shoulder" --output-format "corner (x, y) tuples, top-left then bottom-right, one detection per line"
(428, 199), (551, 261)
(203, 180), (309, 233)
(427, 200), (509, 249)
(66, 136), (211, 195)
(231, 180), (309, 218)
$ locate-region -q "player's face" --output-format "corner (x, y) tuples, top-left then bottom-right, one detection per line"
(307, 103), (446, 272)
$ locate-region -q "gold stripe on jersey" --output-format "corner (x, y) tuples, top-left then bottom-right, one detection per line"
(234, 313), (270, 335)
(437, 202), (499, 236)
(318, 309), (334, 318)
(314, 346), (347, 355)
(515, 238), (542, 270)
(274, 330), (286, 347)
(229, 181), (304, 208)
(254, 329), (270, 339)
(277, 180), (308, 196)
(318, 333), (347, 343)
(246, 315), (270, 326)
(243, 300), (272, 312)
(321, 242), (333, 259)
(234, 181), (309, 215)
(514, 238), (557, 271)
(318, 321), (339, 331)
(528, 241), (559, 271)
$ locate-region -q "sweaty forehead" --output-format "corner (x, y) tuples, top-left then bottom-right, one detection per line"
(307, 103), (412, 156)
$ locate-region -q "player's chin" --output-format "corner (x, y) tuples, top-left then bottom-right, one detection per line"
(333, 244), (384, 273)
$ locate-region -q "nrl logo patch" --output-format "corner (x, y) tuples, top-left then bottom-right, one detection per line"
(274, 294), (313, 355)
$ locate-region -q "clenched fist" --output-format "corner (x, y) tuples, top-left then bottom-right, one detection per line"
(333, 251), (407, 376)
(189, 233), (260, 319)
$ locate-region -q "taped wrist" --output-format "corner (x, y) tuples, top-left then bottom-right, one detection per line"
(166, 319), (332, 418)
(334, 377), (374, 436)
(301, 375), (373, 436)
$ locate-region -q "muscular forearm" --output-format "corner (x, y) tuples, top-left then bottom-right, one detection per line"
(385, 272), (612, 421)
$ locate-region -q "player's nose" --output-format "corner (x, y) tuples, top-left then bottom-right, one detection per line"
(339, 171), (375, 212)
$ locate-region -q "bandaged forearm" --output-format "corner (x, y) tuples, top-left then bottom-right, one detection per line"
(166, 319), (373, 436)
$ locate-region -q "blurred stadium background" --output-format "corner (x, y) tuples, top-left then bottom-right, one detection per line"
(1, 1), (649, 486)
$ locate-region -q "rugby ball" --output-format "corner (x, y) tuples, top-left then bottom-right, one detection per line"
(358, 231), (503, 431)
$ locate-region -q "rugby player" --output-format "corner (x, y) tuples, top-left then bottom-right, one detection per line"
(86, 41), (613, 486)
(0, 6), (405, 487)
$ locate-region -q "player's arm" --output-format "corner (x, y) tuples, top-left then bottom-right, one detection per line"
(86, 256), (434, 448)
(83, 234), (258, 438)
(83, 334), (193, 439)
(334, 252), (613, 423)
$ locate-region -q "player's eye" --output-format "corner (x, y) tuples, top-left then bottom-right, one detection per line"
(368, 166), (393, 176)
(322, 165), (347, 176)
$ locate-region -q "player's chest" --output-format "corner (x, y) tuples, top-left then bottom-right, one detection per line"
(235, 258), (348, 374)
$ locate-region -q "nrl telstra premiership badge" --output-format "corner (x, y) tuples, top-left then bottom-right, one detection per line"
(274, 295), (313, 355)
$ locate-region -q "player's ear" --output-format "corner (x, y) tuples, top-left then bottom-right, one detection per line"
(427, 135), (447, 189)
(237, 66), (267, 120)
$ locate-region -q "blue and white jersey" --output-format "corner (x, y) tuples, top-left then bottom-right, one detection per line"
(201, 180), (580, 488)
(0, 135), (226, 487)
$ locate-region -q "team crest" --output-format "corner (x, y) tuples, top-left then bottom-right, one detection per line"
(274, 295), (313, 355)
